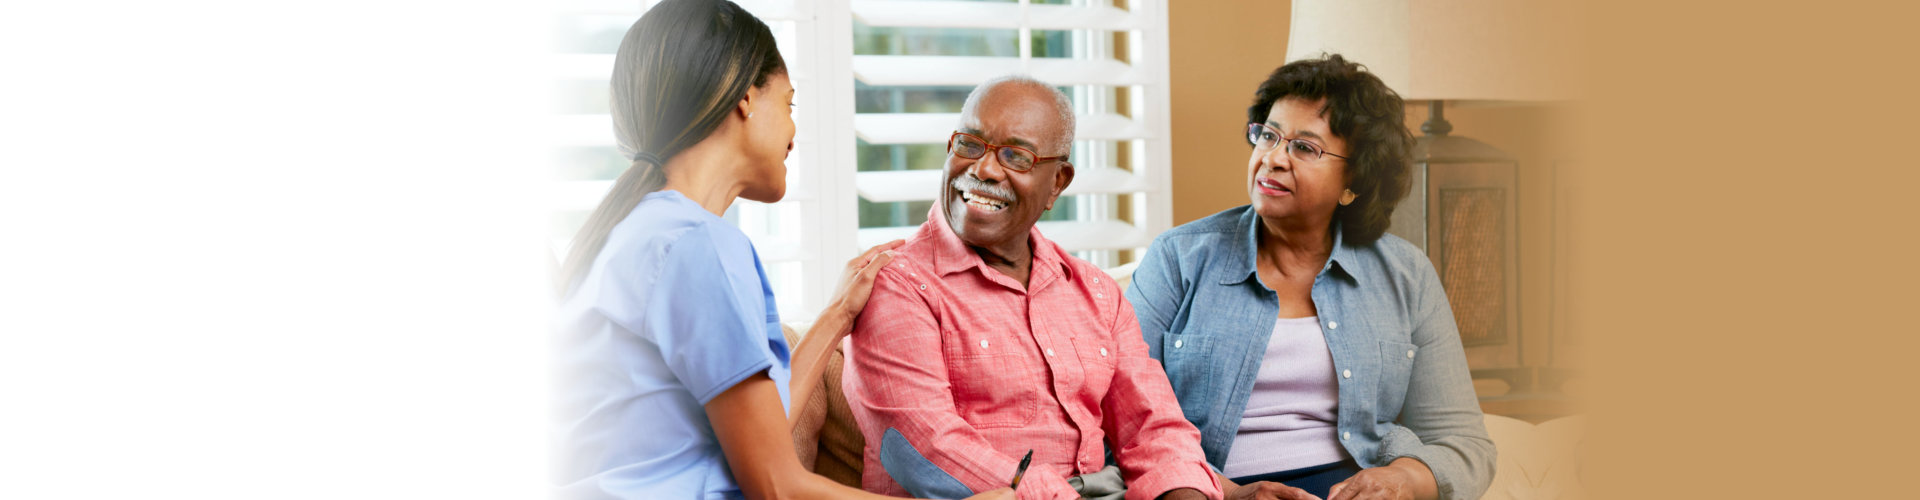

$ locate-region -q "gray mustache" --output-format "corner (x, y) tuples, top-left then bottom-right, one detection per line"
(950, 175), (1018, 203)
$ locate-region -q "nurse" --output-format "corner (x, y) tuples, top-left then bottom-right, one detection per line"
(547, 1), (1010, 499)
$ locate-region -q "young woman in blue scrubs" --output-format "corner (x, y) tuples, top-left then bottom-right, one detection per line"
(548, 1), (1011, 499)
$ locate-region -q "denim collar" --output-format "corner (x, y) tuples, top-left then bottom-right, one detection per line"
(1220, 208), (1355, 286)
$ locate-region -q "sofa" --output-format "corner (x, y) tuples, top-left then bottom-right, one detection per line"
(780, 265), (1587, 499)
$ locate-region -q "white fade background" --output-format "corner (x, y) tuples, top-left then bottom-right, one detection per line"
(3, 1), (555, 498)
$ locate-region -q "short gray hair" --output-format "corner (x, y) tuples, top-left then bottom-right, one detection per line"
(958, 75), (1076, 156)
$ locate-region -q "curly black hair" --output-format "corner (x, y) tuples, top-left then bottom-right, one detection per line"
(1247, 54), (1414, 246)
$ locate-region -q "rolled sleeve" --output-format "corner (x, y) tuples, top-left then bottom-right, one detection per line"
(1376, 261), (1496, 500)
(1104, 296), (1222, 500)
(846, 269), (1081, 500)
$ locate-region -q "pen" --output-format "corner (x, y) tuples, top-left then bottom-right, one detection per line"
(1009, 450), (1033, 490)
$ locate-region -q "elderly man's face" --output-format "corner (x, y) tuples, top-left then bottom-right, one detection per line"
(942, 85), (1074, 253)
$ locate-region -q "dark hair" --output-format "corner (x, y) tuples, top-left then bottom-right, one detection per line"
(1246, 54), (1413, 246)
(558, 0), (786, 295)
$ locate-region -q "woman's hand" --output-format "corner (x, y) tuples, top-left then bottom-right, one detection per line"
(786, 239), (904, 437)
(1227, 481), (1323, 500)
(824, 239), (904, 327)
(1327, 458), (1433, 500)
(962, 487), (1015, 500)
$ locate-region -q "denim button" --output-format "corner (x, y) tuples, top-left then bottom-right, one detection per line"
(1407, 349), (1416, 358)
(1329, 321), (1339, 329)
(1342, 431), (1351, 441)
(1342, 369), (1352, 379)
(1174, 339), (1184, 349)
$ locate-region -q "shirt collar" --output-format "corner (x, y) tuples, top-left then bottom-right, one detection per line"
(1221, 209), (1355, 285)
(921, 205), (1071, 283)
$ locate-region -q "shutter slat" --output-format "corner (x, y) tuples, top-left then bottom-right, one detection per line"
(852, 55), (1144, 87)
(851, 1), (1141, 31)
(554, 114), (823, 146)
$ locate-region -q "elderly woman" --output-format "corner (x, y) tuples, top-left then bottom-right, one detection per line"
(1126, 55), (1493, 500)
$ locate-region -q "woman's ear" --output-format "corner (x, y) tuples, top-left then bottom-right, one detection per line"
(736, 93), (754, 120)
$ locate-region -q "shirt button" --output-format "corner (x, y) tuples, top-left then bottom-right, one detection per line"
(1342, 431), (1351, 441)
(980, 340), (990, 349)
(1093, 277), (1100, 283)
(1342, 369), (1352, 379)
(1408, 349), (1416, 358)
(1329, 321), (1339, 329)
(1099, 347), (1108, 357)
(1096, 293), (1104, 298)
(919, 284), (927, 290)
(1045, 348), (1055, 357)
(1174, 339), (1184, 349)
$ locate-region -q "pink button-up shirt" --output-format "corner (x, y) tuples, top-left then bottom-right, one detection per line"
(843, 210), (1220, 500)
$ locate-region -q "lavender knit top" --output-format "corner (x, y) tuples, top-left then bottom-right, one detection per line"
(1220, 316), (1350, 478)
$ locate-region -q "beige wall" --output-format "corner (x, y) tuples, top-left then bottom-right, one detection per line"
(1167, 0), (1291, 225)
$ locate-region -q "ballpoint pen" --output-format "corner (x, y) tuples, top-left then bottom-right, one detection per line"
(1009, 450), (1033, 490)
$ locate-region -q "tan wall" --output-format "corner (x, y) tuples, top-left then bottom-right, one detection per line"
(1167, 0), (1291, 225)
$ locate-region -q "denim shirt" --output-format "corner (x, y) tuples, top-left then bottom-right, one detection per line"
(1125, 206), (1494, 500)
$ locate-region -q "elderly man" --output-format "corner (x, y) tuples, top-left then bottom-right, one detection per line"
(841, 76), (1221, 500)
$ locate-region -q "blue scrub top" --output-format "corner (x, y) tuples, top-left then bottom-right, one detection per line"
(550, 190), (791, 499)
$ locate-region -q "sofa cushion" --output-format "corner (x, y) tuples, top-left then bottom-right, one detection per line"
(813, 338), (865, 487)
(1480, 414), (1586, 500)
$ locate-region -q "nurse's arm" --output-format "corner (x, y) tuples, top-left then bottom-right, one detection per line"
(788, 240), (903, 435)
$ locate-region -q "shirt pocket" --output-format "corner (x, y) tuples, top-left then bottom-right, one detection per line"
(1161, 332), (1216, 428)
(945, 341), (1039, 429)
(1070, 336), (1118, 403)
(1376, 340), (1419, 420)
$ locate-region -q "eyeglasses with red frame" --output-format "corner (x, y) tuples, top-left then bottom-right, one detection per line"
(946, 131), (1068, 172)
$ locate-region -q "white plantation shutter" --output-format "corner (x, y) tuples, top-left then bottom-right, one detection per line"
(845, 0), (1173, 269)
(549, 0), (1167, 321)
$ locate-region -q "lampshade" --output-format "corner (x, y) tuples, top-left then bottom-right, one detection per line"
(1285, 0), (1581, 102)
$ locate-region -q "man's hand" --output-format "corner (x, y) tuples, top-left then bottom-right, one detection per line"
(1226, 481), (1322, 500)
(1158, 487), (1210, 500)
